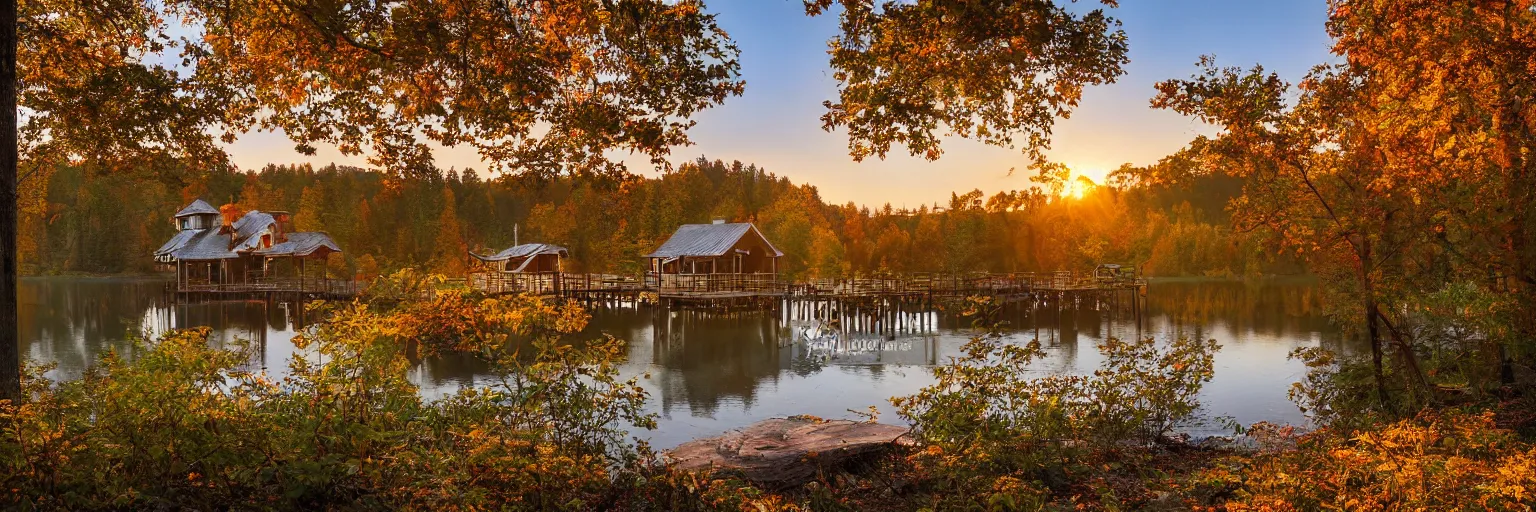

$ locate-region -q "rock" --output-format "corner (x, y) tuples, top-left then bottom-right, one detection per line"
(666, 416), (913, 488)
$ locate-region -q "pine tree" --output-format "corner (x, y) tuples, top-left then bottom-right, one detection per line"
(295, 185), (327, 233)
(433, 188), (467, 276)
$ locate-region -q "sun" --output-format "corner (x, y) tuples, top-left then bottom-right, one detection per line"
(1065, 175), (1095, 199)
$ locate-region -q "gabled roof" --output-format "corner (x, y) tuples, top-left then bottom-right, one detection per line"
(154, 229), (201, 257)
(171, 229), (238, 261)
(156, 208), (340, 262)
(644, 223), (784, 258)
(230, 211), (276, 252)
(254, 232), (342, 258)
(174, 199), (219, 218)
(471, 243), (568, 262)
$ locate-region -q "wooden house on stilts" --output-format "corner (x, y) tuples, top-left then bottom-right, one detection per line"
(468, 243), (569, 295)
(154, 199), (350, 299)
(645, 220), (785, 296)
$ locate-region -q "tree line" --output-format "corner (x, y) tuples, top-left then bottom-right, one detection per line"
(17, 156), (1296, 280)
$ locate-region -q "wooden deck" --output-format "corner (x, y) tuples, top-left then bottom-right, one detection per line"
(169, 278), (361, 302)
(465, 269), (1146, 312)
(469, 271), (647, 296)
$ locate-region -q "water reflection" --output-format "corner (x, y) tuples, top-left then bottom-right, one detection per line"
(18, 276), (1348, 448)
(646, 310), (781, 416)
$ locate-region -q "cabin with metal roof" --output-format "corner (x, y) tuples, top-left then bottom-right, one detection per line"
(468, 243), (569, 294)
(471, 243), (567, 273)
(154, 199), (348, 298)
(644, 220), (785, 295)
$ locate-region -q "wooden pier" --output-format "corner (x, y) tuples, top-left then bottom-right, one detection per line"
(470, 268), (1147, 316)
(167, 278), (361, 302)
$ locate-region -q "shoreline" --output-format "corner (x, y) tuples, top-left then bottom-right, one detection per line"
(20, 272), (173, 281)
(24, 272), (1317, 281)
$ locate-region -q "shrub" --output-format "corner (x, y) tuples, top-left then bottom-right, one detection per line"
(1212, 410), (1536, 510)
(889, 296), (1220, 509)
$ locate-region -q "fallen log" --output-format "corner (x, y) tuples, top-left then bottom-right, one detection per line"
(665, 416), (913, 488)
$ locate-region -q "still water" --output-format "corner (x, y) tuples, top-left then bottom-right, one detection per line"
(18, 276), (1347, 448)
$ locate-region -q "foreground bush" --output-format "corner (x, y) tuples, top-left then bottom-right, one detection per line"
(1209, 410), (1536, 510)
(818, 297), (1225, 510)
(0, 288), (656, 510)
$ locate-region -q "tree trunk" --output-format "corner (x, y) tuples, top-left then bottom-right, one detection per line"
(1359, 240), (1390, 410)
(1496, 0), (1533, 388)
(1, 0), (19, 403)
(1366, 295), (1390, 410)
(1375, 309), (1430, 402)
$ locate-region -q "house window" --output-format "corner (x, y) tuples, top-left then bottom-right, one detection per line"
(261, 234), (271, 248)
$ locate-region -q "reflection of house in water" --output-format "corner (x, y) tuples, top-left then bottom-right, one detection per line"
(649, 308), (786, 417)
(148, 299), (307, 371)
(18, 278), (170, 380)
(644, 303), (947, 418)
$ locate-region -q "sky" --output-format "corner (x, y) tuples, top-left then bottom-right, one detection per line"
(222, 0), (1336, 208)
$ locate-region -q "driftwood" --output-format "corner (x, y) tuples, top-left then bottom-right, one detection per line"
(666, 416), (913, 488)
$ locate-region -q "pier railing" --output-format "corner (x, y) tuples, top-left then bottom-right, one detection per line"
(469, 269), (1143, 299)
(469, 271), (562, 295)
(560, 273), (644, 293)
(174, 277), (361, 297)
(470, 271), (645, 295)
(644, 272), (788, 295)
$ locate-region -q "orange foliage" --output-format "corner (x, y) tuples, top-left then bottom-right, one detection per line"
(1212, 411), (1536, 510)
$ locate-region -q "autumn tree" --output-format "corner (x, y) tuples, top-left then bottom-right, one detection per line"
(806, 0), (1128, 162)
(1321, 0), (1536, 389)
(1152, 59), (1430, 407)
(875, 223), (913, 273)
(290, 186), (326, 235)
(1150, 0), (1536, 412)
(807, 225), (848, 278)
(432, 188), (467, 276)
(759, 186), (822, 278)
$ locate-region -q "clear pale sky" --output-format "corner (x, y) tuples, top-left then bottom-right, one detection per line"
(223, 0), (1334, 208)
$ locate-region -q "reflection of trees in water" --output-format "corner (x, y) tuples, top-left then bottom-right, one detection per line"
(24, 279), (1351, 422)
(925, 280), (1338, 348)
(1145, 279), (1330, 338)
(19, 278), (309, 379)
(413, 309), (654, 393)
(414, 352), (492, 390)
(648, 309), (785, 417)
(20, 279), (170, 379)
(930, 302), (1108, 370)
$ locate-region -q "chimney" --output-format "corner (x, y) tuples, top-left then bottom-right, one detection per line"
(269, 211), (294, 239)
(712, 218), (726, 224)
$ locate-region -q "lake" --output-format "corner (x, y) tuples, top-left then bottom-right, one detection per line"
(17, 276), (1349, 448)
